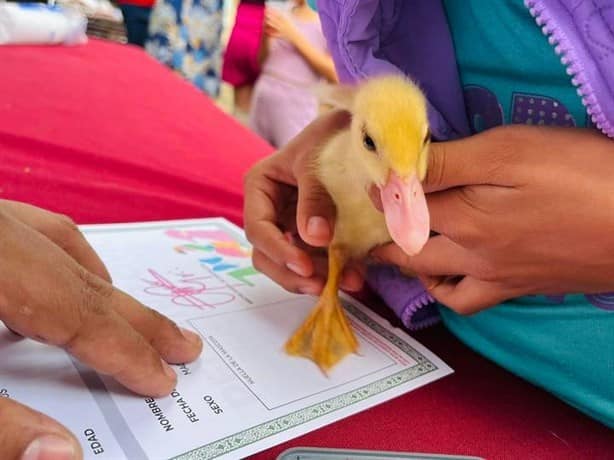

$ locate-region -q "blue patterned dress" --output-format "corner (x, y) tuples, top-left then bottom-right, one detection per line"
(146, 0), (223, 96)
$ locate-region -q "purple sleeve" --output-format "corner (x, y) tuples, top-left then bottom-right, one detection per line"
(317, 0), (470, 141)
(366, 265), (440, 331)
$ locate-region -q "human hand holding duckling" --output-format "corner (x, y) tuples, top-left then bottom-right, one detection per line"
(244, 109), (364, 297)
(373, 125), (614, 314)
(244, 81), (614, 370)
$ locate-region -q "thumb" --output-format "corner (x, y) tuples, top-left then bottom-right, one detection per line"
(290, 110), (350, 247)
(424, 128), (504, 193)
(296, 172), (336, 247)
(422, 274), (512, 315)
(0, 397), (82, 460)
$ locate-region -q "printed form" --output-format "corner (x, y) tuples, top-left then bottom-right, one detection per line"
(0, 219), (452, 459)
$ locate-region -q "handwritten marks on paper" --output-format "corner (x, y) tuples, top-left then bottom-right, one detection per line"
(139, 227), (262, 310)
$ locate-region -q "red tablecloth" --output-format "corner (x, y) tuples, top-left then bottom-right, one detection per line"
(0, 40), (269, 225)
(1, 40), (612, 459)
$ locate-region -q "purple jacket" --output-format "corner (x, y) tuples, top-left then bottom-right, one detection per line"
(318, 0), (614, 328)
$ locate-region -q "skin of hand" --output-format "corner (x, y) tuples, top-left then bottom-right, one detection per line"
(372, 125), (614, 314)
(264, 8), (300, 43)
(244, 116), (614, 316)
(0, 200), (203, 460)
(243, 110), (364, 295)
(263, 8), (338, 83)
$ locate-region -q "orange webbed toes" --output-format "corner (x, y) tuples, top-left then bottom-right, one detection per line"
(285, 293), (359, 372)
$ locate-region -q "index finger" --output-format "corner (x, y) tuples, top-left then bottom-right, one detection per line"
(424, 125), (518, 193)
(6, 269), (183, 397)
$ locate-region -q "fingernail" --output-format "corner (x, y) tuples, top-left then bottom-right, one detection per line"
(306, 216), (330, 239)
(22, 435), (76, 460)
(287, 263), (308, 277)
(180, 327), (201, 345)
(161, 360), (176, 379)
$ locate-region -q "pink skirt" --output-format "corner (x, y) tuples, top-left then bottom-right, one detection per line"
(222, 1), (265, 87)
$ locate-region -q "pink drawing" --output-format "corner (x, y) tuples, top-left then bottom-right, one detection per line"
(165, 229), (234, 243)
(142, 269), (238, 309)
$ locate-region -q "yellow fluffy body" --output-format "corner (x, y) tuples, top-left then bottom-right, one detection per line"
(316, 131), (391, 258)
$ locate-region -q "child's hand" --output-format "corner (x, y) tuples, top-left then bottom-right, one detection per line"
(243, 110), (364, 295)
(372, 126), (614, 314)
(265, 8), (299, 43)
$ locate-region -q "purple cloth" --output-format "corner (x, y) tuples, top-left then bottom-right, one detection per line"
(366, 265), (438, 330)
(318, 0), (470, 141)
(526, 0), (614, 138)
(319, 0), (614, 138)
(318, 0), (614, 327)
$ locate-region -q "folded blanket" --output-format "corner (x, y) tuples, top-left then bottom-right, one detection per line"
(0, 2), (87, 45)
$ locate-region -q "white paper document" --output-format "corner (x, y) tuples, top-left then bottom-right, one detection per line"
(0, 218), (452, 459)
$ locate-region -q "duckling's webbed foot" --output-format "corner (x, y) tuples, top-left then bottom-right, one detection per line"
(285, 245), (359, 372)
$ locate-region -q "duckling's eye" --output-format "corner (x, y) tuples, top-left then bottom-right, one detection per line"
(363, 133), (376, 152)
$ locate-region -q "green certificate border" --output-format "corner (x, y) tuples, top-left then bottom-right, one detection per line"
(174, 301), (439, 460)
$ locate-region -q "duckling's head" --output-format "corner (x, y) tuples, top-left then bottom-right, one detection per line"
(348, 75), (431, 256)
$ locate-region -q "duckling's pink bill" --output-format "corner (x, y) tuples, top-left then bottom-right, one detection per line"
(379, 172), (430, 256)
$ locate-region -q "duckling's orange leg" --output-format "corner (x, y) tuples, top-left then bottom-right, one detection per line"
(285, 245), (359, 372)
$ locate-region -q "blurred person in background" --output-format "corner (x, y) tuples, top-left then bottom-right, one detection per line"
(222, 0), (266, 124)
(118, 0), (154, 46)
(146, 0), (224, 97)
(248, 0), (336, 148)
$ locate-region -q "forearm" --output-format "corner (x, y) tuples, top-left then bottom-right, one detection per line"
(289, 32), (337, 83)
